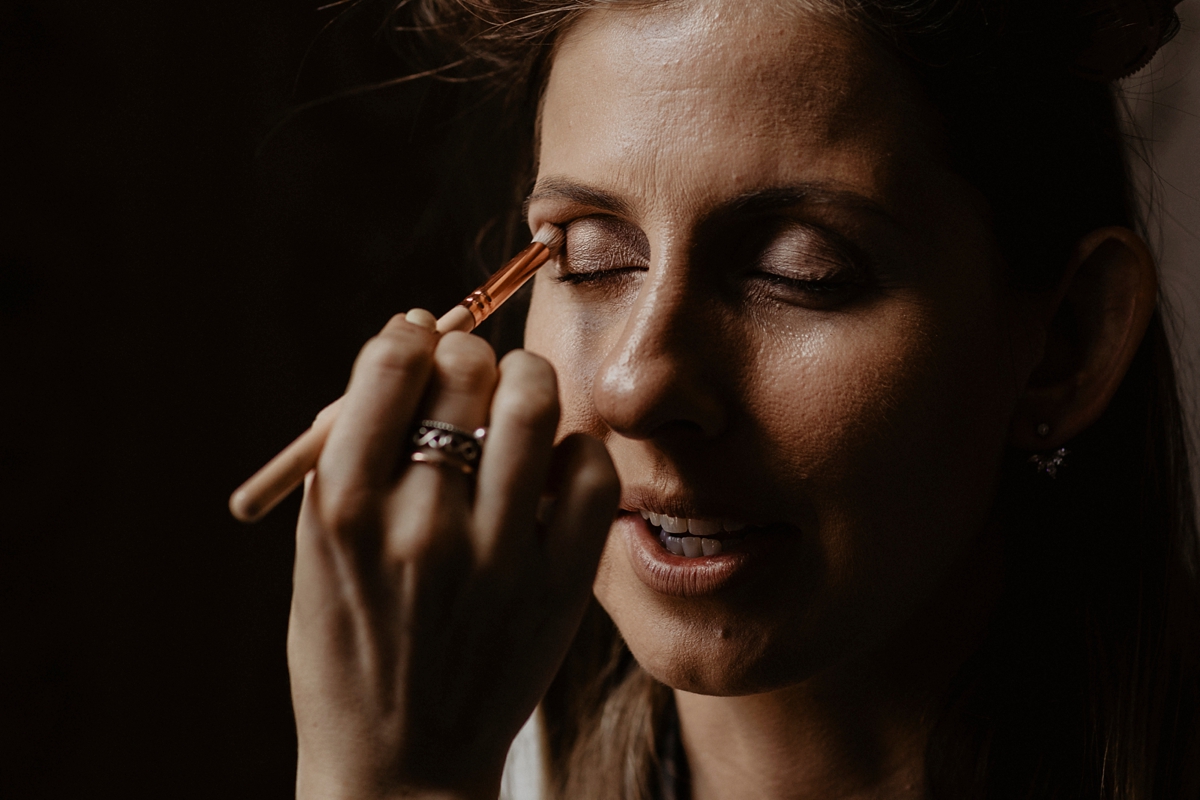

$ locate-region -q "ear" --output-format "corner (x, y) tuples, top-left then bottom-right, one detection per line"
(1010, 226), (1158, 450)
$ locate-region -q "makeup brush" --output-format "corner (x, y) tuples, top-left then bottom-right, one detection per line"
(229, 223), (565, 523)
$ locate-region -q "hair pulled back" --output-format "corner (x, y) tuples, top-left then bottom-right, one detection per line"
(378, 2), (1200, 797)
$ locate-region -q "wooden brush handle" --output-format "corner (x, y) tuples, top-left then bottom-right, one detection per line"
(228, 305), (476, 523)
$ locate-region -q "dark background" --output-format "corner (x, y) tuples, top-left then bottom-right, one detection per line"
(2, 3), (1197, 798)
(1, 2), (526, 796)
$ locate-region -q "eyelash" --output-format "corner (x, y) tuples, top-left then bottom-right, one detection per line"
(550, 219), (868, 302)
(555, 266), (644, 285)
(555, 264), (859, 309)
(752, 226), (867, 296)
(756, 273), (854, 293)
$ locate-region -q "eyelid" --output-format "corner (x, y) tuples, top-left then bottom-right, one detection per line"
(526, 196), (632, 230)
(746, 225), (872, 309)
(560, 215), (650, 274)
(756, 220), (870, 280)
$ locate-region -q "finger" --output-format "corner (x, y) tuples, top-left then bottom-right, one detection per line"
(472, 350), (561, 562)
(389, 331), (497, 555)
(317, 314), (437, 508)
(405, 307), (438, 331)
(541, 434), (620, 596)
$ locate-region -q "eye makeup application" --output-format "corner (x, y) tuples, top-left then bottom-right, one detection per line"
(554, 216), (650, 286)
(228, 223), (565, 523)
(531, 175), (899, 318)
(550, 213), (873, 311)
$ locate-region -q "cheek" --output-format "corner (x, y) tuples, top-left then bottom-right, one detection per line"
(755, 289), (1017, 473)
(760, 302), (1017, 598)
(766, 321), (937, 479)
(539, 281), (1019, 693)
(523, 275), (612, 438)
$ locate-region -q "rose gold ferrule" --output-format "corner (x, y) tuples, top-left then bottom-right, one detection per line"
(229, 228), (560, 523)
(457, 241), (551, 326)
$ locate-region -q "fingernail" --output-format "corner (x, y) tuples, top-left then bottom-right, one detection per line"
(405, 308), (438, 331)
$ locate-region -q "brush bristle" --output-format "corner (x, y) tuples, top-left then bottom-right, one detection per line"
(532, 223), (565, 251)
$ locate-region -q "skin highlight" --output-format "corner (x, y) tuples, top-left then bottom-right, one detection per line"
(284, 2), (1162, 799)
(524, 2), (1036, 797)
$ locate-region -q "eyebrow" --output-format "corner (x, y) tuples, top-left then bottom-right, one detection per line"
(525, 177), (634, 219)
(526, 177), (903, 231)
(726, 185), (899, 227)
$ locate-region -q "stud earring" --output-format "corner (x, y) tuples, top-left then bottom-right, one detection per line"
(1030, 447), (1069, 478)
(1036, 422), (1051, 438)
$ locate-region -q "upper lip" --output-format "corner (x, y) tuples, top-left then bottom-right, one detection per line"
(618, 490), (761, 526)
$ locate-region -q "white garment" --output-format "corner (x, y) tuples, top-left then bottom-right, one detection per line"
(499, 710), (546, 800)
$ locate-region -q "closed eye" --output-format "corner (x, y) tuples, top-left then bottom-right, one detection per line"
(743, 221), (869, 307)
(556, 266), (645, 285)
(553, 215), (650, 285)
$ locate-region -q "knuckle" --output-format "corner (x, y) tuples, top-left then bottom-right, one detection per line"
(384, 522), (433, 562)
(434, 333), (497, 391)
(494, 351), (560, 428)
(494, 380), (560, 431)
(399, 521), (448, 559)
(501, 349), (559, 386)
(384, 510), (464, 564)
(314, 482), (379, 538)
(358, 332), (432, 378)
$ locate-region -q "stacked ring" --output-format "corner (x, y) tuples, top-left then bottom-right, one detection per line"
(409, 419), (488, 475)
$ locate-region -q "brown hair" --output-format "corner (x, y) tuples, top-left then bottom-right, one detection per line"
(377, 1), (1200, 796)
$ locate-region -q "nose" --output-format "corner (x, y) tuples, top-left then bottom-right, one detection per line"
(592, 268), (728, 440)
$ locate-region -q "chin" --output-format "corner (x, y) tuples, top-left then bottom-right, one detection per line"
(596, 571), (829, 697)
(628, 628), (825, 697)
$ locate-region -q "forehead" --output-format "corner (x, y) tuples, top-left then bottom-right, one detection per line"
(539, 0), (941, 215)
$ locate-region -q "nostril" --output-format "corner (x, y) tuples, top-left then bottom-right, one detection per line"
(591, 303), (729, 439)
(656, 419), (707, 437)
(593, 358), (727, 440)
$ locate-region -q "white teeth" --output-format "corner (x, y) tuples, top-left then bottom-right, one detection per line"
(659, 530), (736, 558)
(661, 515), (688, 534)
(639, 510), (750, 536)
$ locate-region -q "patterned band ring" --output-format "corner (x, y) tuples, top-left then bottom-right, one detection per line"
(409, 419), (488, 475)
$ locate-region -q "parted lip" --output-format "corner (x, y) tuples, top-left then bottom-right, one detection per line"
(616, 510), (791, 597)
(618, 489), (766, 528)
(635, 508), (748, 537)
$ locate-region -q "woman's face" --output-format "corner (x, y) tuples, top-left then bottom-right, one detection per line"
(524, 0), (1034, 695)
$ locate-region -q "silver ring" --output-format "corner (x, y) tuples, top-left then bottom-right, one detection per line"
(410, 419), (487, 474)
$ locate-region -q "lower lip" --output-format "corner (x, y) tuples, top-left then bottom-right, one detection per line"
(618, 512), (783, 597)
